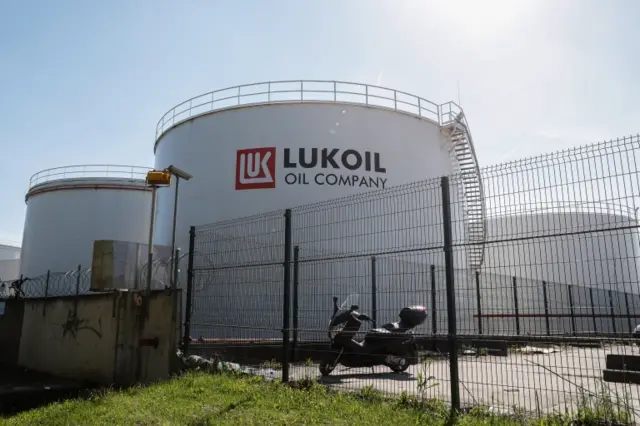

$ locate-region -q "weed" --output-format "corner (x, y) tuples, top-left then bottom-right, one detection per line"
(259, 358), (282, 370)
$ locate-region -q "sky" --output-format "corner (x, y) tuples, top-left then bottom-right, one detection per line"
(0, 0), (639, 246)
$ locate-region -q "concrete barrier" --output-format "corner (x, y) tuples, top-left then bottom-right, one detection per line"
(15, 289), (180, 386)
(0, 299), (24, 365)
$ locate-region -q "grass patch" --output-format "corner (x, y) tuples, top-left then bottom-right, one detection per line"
(0, 371), (634, 425)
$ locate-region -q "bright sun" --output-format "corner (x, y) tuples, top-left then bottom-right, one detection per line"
(426, 0), (532, 39)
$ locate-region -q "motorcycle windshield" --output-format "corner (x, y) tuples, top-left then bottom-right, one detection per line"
(338, 293), (360, 313)
(328, 293), (360, 340)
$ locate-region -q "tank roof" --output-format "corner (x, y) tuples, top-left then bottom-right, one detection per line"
(155, 80), (464, 147)
(0, 243), (20, 250)
(485, 200), (638, 220)
(26, 165), (152, 201)
(29, 165), (150, 189)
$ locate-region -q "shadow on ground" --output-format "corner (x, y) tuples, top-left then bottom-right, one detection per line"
(0, 363), (95, 417)
(319, 371), (416, 384)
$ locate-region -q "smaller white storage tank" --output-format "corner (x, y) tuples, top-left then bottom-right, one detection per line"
(483, 202), (640, 294)
(475, 202), (640, 335)
(0, 243), (20, 260)
(20, 165), (153, 279)
(0, 243), (21, 282)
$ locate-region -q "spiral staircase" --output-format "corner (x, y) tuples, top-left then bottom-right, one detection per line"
(440, 106), (486, 271)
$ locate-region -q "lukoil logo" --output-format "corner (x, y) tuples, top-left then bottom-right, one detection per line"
(235, 147), (277, 190)
(235, 147), (387, 191)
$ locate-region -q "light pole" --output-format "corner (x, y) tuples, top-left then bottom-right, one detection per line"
(146, 185), (157, 292)
(166, 165), (193, 289)
(145, 170), (173, 294)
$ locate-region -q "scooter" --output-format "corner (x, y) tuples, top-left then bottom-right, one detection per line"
(318, 295), (427, 376)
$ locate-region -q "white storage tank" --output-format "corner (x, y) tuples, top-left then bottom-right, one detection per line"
(153, 81), (485, 268)
(20, 165), (153, 279)
(473, 202), (640, 335)
(0, 243), (21, 282)
(0, 243), (20, 260)
(152, 80), (486, 339)
(483, 203), (640, 294)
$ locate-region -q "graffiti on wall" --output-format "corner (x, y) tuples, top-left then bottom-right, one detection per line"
(61, 309), (102, 339)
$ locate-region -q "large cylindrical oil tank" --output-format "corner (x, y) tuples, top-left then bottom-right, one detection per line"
(19, 165), (153, 279)
(471, 203), (640, 336)
(153, 81), (485, 340)
(153, 81), (483, 260)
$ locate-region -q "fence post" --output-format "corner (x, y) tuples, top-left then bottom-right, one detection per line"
(608, 290), (617, 334)
(43, 270), (50, 317)
(171, 248), (181, 325)
(292, 245), (300, 361)
(73, 264), (81, 315)
(430, 264), (437, 336)
(282, 209), (293, 383)
(625, 293), (633, 334)
(542, 281), (550, 336)
(75, 264), (81, 296)
(441, 176), (460, 412)
(182, 226), (196, 354)
(371, 256), (377, 326)
(567, 285), (576, 336)
(589, 288), (598, 335)
(475, 270), (482, 335)
(512, 276), (520, 336)
(44, 270), (50, 298)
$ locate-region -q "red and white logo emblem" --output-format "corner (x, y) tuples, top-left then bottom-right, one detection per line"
(235, 147), (277, 190)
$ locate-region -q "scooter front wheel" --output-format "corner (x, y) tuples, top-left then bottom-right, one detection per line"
(386, 356), (410, 373)
(319, 361), (336, 376)
(389, 361), (410, 373)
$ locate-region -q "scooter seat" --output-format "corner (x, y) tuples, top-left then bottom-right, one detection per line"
(381, 322), (401, 331)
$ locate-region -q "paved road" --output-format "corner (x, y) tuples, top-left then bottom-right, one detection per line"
(288, 344), (640, 421)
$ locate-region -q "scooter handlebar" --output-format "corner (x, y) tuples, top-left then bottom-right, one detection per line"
(358, 314), (375, 324)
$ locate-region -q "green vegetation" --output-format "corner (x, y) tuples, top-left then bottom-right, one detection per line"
(0, 371), (634, 425)
(258, 358), (282, 370)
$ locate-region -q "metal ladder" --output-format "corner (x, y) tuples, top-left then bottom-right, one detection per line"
(440, 109), (486, 270)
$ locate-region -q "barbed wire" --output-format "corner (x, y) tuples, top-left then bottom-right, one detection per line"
(0, 254), (189, 300)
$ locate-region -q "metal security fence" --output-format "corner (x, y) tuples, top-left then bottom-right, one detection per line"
(0, 256), (187, 302)
(0, 267), (93, 299)
(183, 134), (640, 422)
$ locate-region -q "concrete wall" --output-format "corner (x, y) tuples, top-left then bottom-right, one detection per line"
(16, 289), (180, 386)
(0, 299), (24, 365)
